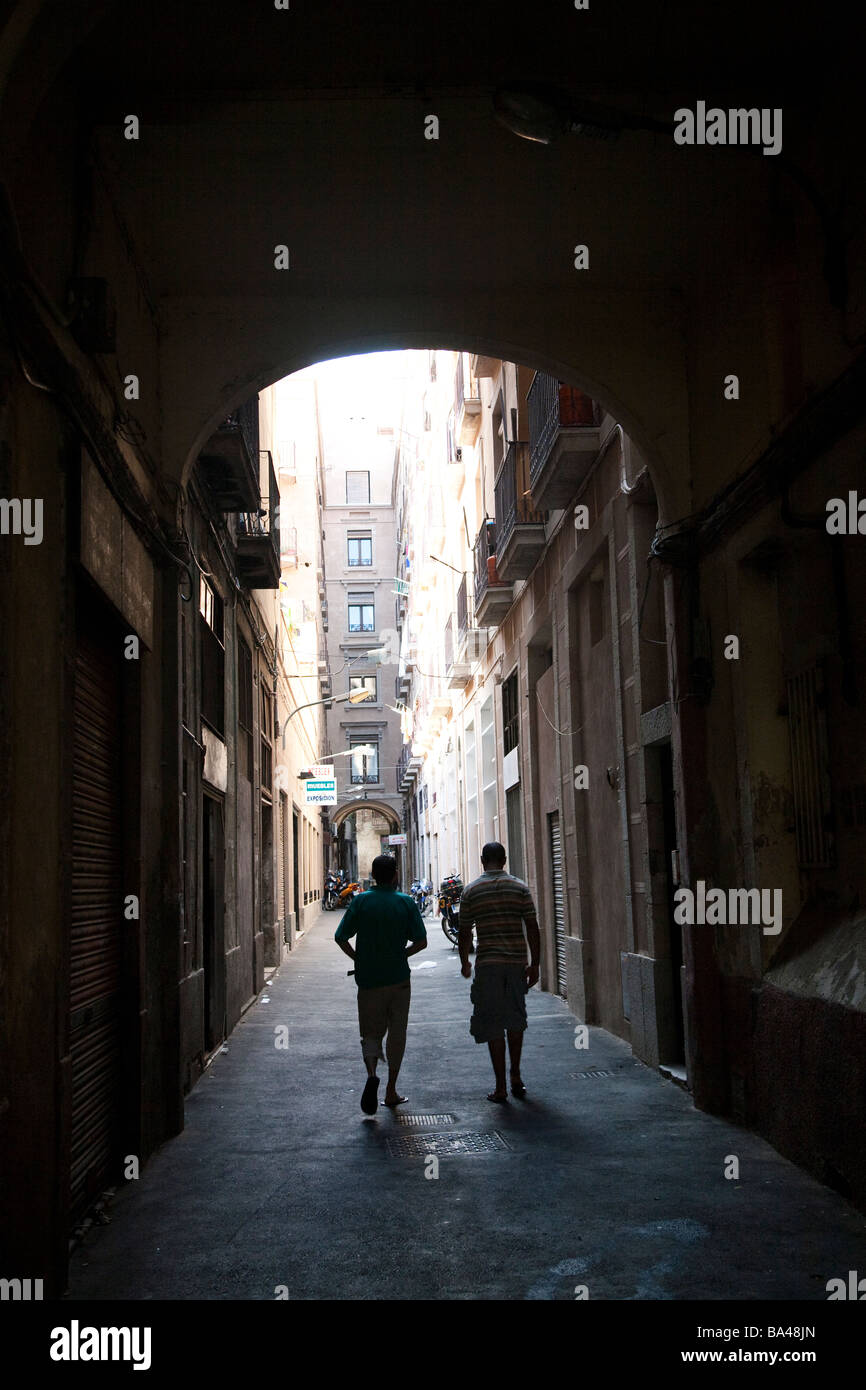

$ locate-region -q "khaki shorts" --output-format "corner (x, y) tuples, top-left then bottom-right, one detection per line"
(469, 964), (528, 1044)
(357, 979), (411, 1065)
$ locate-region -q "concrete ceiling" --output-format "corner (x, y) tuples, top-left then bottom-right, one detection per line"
(1, 0), (863, 521)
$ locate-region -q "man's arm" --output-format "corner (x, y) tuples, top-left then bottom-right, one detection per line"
(405, 901), (427, 958)
(457, 888), (473, 978)
(524, 916), (540, 987)
(523, 888), (541, 987)
(335, 899), (358, 961)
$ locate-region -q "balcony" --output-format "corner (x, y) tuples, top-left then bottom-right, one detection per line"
(471, 352), (500, 379)
(494, 440), (546, 579)
(527, 372), (602, 511)
(445, 610), (471, 689)
(454, 352), (482, 445)
(235, 451), (280, 588)
(397, 743), (423, 793)
(474, 520), (513, 627)
(454, 574), (486, 673)
(198, 396), (261, 511)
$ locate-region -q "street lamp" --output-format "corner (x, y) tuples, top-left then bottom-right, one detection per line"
(297, 744), (378, 780)
(280, 686), (373, 748)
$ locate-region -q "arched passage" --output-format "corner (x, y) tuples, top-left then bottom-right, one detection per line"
(3, 0), (866, 1295)
(331, 800), (403, 886)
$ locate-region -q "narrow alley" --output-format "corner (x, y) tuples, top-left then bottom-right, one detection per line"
(66, 908), (866, 1303)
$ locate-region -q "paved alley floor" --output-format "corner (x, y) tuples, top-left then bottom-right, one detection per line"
(67, 909), (866, 1301)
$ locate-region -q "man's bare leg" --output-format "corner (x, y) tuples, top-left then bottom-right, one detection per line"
(507, 1029), (525, 1092)
(487, 1038), (508, 1099)
(384, 1065), (406, 1105)
(360, 1041), (382, 1114)
(383, 987), (411, 1105)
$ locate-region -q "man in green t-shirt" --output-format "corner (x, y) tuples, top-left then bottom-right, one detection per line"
(335, 855), (427, 1113)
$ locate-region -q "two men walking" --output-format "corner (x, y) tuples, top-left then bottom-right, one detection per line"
(335, 842), (540, 1109)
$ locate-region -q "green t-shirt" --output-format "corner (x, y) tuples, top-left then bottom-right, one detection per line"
(335, 884), (427, 988)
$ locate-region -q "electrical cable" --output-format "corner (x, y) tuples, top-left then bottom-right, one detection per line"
(534, 687), (571, 737)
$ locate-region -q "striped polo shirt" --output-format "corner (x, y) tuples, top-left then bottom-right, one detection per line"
(458, 870), (538, 966)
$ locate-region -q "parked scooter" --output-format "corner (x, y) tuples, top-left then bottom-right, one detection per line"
(323, 869), (342, 910)
(410, 877), (431, 916)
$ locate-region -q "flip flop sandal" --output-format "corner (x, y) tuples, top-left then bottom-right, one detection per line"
(511, 1081), (527, 1098)
(383, 1095), (408, 1107)
(487, 1091), (509, 1103)
(361, 1077), (380, 1114)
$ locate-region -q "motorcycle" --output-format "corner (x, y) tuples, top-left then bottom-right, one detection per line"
(337, 877), (361, 906)
(410, 877), (431, 916)
(323, 869), (342, 910)
(438, 872), (464, 947)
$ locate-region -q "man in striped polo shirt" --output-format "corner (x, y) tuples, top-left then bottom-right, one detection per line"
(457, 842), (541, 1102)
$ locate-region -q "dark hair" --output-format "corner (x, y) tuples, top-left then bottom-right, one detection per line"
(480, 841), (506, 868)
(371, 854), (398, 884)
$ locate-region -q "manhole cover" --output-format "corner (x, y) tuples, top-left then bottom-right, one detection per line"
(386, 1130), (511, 1157)
(395, 1113), (457, 1127)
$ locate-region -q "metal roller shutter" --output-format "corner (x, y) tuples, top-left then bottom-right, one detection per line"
(69, 609), (123, 1221)
(549, 811), (566, 998)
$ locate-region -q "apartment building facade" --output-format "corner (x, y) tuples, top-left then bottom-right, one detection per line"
(317, 360), (409, 883)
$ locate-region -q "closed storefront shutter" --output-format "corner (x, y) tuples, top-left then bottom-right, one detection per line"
(69, 604), (124, 1221)
(549, 811), (566, 998)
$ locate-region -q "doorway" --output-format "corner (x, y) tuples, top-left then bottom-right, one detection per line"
(292, 808), (300, 938)
(548, 810), (567, 998)
(658, 742), (685, 1064)
(202, 793), (226, 1054)
(261, 799), (275, 967)
(69, 587), (125, 1221)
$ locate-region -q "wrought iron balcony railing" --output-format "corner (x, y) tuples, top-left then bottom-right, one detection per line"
(494, 441), (542, 545)
(457, 574), (468, 638)
(527, 372), (601, 510)
(473, 520), (500, 606)
(235, 450), (280, 587)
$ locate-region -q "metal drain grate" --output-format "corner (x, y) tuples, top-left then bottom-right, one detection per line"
(571, 1063), (641, 1079)
(386, 1130), (511, 1158)
(395, 1113), (457, 1127)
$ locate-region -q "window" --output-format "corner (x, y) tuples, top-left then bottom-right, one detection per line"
(502, 670), (520, 755)
(350, 738), (379, 784)
(199, 575), (225, 736)
(237, 635), (253, 780)
(446, 414), (461, 463)
(350, 674), (377, 701)
(260, 680), (273, 789)
(348, 593), (375, 632)
(346, 470), (370, 504)
(347, 533), (372, 567)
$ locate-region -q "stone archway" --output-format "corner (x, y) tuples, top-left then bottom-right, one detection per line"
(331, 800), (404, 887)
